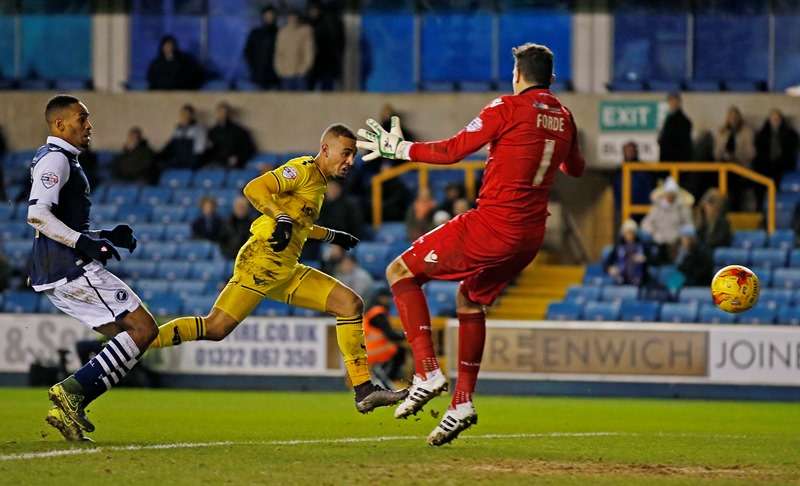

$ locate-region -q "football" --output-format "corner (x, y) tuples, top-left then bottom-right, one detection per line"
(711, 265), (760, 313)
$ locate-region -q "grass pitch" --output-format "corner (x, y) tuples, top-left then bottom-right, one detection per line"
(1, 387), (799, 485)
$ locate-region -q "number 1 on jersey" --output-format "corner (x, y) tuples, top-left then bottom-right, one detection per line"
(532, 139), (556, 186)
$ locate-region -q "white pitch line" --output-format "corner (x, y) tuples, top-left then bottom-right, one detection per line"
(0, 431), (748, 462)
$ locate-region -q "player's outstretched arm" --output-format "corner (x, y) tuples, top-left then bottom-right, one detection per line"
(243, 172), (284, 218)
(309, 225), (359, 250)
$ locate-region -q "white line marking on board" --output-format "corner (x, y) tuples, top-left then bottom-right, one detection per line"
(0, 432), (749, 462)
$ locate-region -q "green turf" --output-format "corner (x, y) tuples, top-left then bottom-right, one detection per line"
(1, 388), (798, 485)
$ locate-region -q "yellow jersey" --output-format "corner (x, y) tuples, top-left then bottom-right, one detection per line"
(249, 155), (327, 262)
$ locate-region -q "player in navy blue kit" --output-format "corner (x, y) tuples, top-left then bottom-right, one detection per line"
(27, 95), (158, 441)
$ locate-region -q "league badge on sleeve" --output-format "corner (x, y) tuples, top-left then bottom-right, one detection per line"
(282, 166), (298, 180)
(41, 172), (59, 189)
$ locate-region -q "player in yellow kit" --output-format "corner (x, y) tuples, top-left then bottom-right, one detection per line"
(150, 124), (407, 412)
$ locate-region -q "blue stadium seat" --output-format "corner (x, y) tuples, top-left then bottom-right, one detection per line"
(227, 168), (261, 189)
(170, 280), (207, 297)
(790, 249), (800, 267)
(125, 80), (149, 91)
(773, 268), (800, 289)
(121, 260), (157, 279)
(583, 263), (613, 286)
(2, 291), (39, 313)
(0, 221), (31, 240)
(171, 224), (193, 242)
(460, 81), (493, 92)
(138, 186), (172, 206)
(172, 188), (207, 207)
(146, 293), (183, 316)
(780, 172), (800, 192)
(3, 239), (31, 261)
(135, 223), (165, 242)
(0, 204), (14, 220)
(647, 79), (683, 91)
(19, 79), (52, 90)
(158, 261), (192, 280)
(427, 298), (455, 317)
(54, 79), (91, 90)
(91, 204), (118, 223)
(151, 206), (187, 224)
(183, 240), (215, 261)
(600, 285), (639, 303)
(253, 299), (291, 317)
(768, 229), (795, 250)
(678, 286), (713, 304)
(135, 279), (171, 300)
(354, 243), (390, 279)
(750, 248), (788, 268)
(713, 247), (750, 266)
(193, 168), (228, 189)
(619, 300), (660, 322)
(736, 306), (776, 325)
(685, 80), (721, 91)
(420, 81), (456, 92)
(38, 294), (59, 314)
(776, 192), (800, 212)
(564, 285), (601, 304)
(375, 222), (408, 244)
(181, 295), (216, 315)
(607, 80), (645, 91)
(235, 80), (260, 92)
(724, 80), (764, 92)
(103, 184), (140, 206)
(142, 242), (178, 261)
(201, 79), (231, 91)
(546, 301), (582, 321)
(116, 205), (151, 224)
(160, 169), (194, 189)
(247, 153), (278, 168)
(12, 204), (28, 221)
(424, 281), (459, 316)
(698, 304), (735, 324)
(732, 230), (767, 249)
(749, 266), (772, 287)
(293, 307), (321, 317)
(759, 288), (793, 309)
(189, 260), (230, 281)
(582, 301), (620, 321)
(659, 302), (699, 323)
(777, 305), (800, 325)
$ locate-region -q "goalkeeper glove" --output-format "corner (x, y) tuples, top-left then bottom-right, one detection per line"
(356, 116), (413, 162)
(76, 234), (121, 265)
(100, 224), (137, 253)
(269, 214), (293, 252)
(323, 229), (359, 250)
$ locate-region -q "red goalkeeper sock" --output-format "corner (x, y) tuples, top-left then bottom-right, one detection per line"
(391, 277), (439, 376)
(452, 312), (486, 407)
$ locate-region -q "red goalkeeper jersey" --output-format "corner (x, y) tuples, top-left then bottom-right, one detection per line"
(409, 86), (585, 228)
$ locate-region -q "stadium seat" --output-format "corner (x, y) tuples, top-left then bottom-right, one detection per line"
(678, 286), (713, 304)
(607, 80), (645, 91)
(19, 79), (52, 90)
(121, 260), (157, 279)
(171, 280), (209, 297)
(777, 305), (800, 325)
(142, 243), (177, 261)
(759, 289), (793, 309)
(780, 172), (800, 192)
(750, 266), (772, 287)
(134, 223), (165, 242)
(125, 80), (149, 91)
(354, 243), (390, 279)
(235, 80), (260, 91)
(775, 192), (800, 212)
(582, 301), (620, 321)
(698, 304), (735, 324)
(193, 168), (228, 189)
(425, 281), (459, 316)
(685, 80), (721, 91)
(647, 79), (683, 91)
(619, 300), (660, 322)
(103, 184), (140, 206)
(600, 285), (639, 303)
(736, 306), (776, 325)
(54, 79), (91, 90)
(546, 301), (582, 321)
(116, 205), (151, 224)
(790, 250), (800, 267)
(252, 299), (290, 316)
(0, 221), (31, 240)
(160, 169), (194, 188)
(732, 230), (767, 249)
(420, 81), (456, 92)
(293, 307), (321, 317)
(135, 279), (171, 300)
(189, 260), (230, 281)
(182, 294), (217, 315)
(375, 222), (408, 244)
(0, 204), (14, 220)
(146, 293), (183, 316)
(3, 240), (31, 261)
(750, 248), (788, 268)
(2, 291), (39, 313)
(151, 206), (187, 224)
(227, 169), (261, 189)
(171, 224), (193, 242)
(38, 294), (59, 314)
(183, 240), (215, 261)
(772, 268), (800, 289)
(172, 188), (207, 207)
(247, 153), (278, 168)
(12, 204), (28, 221)
(201, 79), (231, 91)
(159, 261), (192, 281)
(713, 247), (750, 267)
(659, 302), (699, 323)
(723, 80), (765, 92)
(459, 81), (493, 92)
(768, 229), (795, 250)
(91, 204), (118, 223)
(564, 285), (601, 304)
(583, 263), (613, 286)
(138, 186), (172, 206)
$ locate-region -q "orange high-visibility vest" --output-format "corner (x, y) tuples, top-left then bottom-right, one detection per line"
(364, 305), (398, 365)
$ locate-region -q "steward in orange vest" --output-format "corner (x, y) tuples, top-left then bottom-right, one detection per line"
(364, 289), (407, 384)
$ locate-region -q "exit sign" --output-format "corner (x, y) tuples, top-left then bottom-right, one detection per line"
(599, 100), (661, 132)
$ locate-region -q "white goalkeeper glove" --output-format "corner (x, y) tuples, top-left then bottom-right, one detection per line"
(356, 116), (413, 162)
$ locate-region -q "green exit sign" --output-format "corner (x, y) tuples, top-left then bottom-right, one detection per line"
(599, 100), (660, 131)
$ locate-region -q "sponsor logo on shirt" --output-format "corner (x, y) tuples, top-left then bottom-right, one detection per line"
(282, 166), (298, 180)
(465, 117), (483, 133)
(40, 172), (59, 189)
(424, 250), (438, 264)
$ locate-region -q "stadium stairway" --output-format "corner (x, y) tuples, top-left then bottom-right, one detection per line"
(489, 254), (584, 320)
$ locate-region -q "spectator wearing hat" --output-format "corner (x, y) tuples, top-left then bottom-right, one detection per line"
(641, 177), (694, 261)
(674, 224), (713, 287)
(603, 219), (649, 286)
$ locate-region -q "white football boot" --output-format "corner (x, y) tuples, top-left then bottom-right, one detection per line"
(427, 401), (478, 446)
(393, 369), (448, 419)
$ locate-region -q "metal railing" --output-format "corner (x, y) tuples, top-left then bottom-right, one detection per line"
(370, 161), (484, 228)
(621, 162), (776, 233)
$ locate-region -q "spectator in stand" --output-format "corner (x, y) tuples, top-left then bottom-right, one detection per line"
(405, 187), (437, 241)
(377, 161), (412, 222)
(111, 127), (157, 184)
(754, 109), (799, 210)
(695, 188), (732, 250)
(659, 92), (693, 162)
(274, 10), (315, 91)
(452, 198), (471, 217)
(146, 35), (204, 90)
(714, 106), (756, 210)
(221, 196), (256, 259)
(604, 219), (649, 286)
(306, 1), (344, 91)
(205, 102), (256, 169)
(674, 224), (713, 287)
(191, 196), (226, 243)
(159, 104), (207, 169)
(364, 288), (407, 387)
(334, 254), (375, 302)
(437, 182), (466, 216)
(317, 179), (365, 238)
(641, 177), (693, 262)
(244, 6), (280, 90)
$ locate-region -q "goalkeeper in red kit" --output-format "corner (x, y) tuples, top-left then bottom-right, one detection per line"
(357, 43), (585, 446)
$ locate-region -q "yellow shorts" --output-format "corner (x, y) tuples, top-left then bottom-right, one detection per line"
(213, 237), (339, 322)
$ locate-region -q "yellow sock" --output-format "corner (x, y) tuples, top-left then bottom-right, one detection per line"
(149, 316), (206, 349)
(335, 315), (370, 386)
